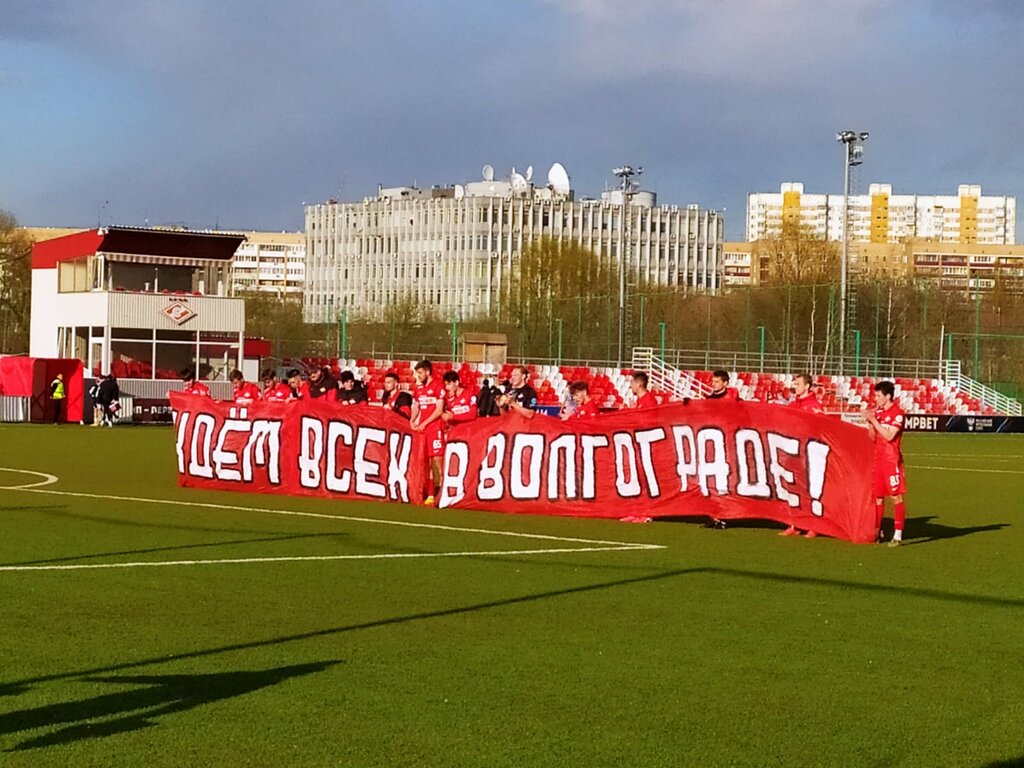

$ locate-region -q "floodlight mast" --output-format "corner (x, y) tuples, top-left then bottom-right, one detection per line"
(613, 165), (642, 368)
(836, 131), (868, 373)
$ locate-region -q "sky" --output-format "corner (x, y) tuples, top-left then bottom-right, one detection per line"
(3, 0), (1024, 240)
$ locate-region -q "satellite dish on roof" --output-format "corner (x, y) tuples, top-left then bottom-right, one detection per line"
(525, 165), (534, 182)
(454, 184), (465, 199)
(548, 162), (570, 195)
(482, 164), (494, 182)
(511, 173), (528, 193)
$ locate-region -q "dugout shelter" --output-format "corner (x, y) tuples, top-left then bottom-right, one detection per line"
(0, 356), (84, 423)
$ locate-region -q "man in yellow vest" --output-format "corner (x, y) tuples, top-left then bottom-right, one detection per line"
(50, 373), (65, 424)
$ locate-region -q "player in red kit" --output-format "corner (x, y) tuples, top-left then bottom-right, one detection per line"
(261, 369), (294, 403)
(705, 369), (741, 529)
(411, 360), (446, 506)
(229, 369), (261, 405)
(864, 380), (908, 547)
(779, 373), (824, 538)
(629, 372), (658, 409)
(441, 370), (478, 429)
(180, 368), (210, 397)
(563, 380), (599, 420)
(287, 369), (310, 400)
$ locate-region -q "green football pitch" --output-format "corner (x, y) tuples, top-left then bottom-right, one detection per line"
(1, 424), (1022, 767)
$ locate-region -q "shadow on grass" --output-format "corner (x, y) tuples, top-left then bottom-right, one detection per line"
(0, 662), (338, 751)
(0, 506), (68, 514)
(654, 514), (1011, 543)
(0, 568), (700, 699)
(4, 561), (1024, 707)
(0, 532), (353, 568)
(983, 756), (1024, 767)
(901, 516), (1009, 546)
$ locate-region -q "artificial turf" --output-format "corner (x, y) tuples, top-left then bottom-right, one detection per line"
(0, 424), (1022, 767)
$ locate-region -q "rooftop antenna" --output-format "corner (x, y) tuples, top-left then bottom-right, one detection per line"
(547, 163), (570, 195)
(97, 200), (109, 228)
(482, 164), (494, 182)
(525, 165), (534, 182)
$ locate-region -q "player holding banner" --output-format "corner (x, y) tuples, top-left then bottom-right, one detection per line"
(779, 373), (823, 538)
(411, 360), (446, 507)
(441, 370), (478, 427)
(864, 380), (908, 547)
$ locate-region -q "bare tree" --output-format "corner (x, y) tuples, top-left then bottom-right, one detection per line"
(0, 211), (34, 353)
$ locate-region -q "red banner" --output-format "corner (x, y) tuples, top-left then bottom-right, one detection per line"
(170, 394), (877, 543)
(438, 401), (877, 543)
(169, 393), (426, 505)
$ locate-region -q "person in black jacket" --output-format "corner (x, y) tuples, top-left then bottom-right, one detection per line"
(380, 371), (413, 419)
(96, 374), (120, 427)
(338, 370), (368, 406)
(476, 378), (503, 417)
(307, 367), (338, 401)
(497, 366), (537, 419)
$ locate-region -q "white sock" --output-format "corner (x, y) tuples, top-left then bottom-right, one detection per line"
(892, 530), (903, 541)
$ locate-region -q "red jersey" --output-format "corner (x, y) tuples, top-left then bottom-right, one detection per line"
(182, 381), (210, 397)
(572, 399), (600, 419)
(789, 393), (823, 414)
(232, 382), (261, 405)
(291, 382), (310, 400)
(446, 388), (478, 424)
(263, 382), (293, 403)
(412, 378), (446, 426)
(873, 402), (905, 466)
(634, 391), (658, 409)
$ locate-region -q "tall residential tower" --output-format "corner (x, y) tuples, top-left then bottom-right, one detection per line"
(747, 183), (1015, 245)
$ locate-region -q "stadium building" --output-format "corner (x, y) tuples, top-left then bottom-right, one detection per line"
(29, 227), (247, 401)
(747, 182), (1016, 245)
(303, 166), (725, 322)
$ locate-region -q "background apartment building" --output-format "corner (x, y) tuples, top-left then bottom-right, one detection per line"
(230, 231), (305, 296)
(747, 183), (1016, 245)
(304, 170), (724, 322)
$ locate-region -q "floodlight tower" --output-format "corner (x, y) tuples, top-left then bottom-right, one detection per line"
(836, 131), (868, 371)
(613, 164), (642, 368)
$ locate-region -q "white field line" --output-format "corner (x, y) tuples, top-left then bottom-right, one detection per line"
(0, 468), (59, 488)
(0, 546), (647, 573)
(2, 477), (664, 551)
(909, 464), (1024, 475)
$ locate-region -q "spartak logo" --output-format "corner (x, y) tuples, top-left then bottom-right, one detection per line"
(162, 302), (196, 325)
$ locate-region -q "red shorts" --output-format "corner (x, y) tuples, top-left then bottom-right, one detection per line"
(426, 426), (446, 459)
(873, 462), (906, 498)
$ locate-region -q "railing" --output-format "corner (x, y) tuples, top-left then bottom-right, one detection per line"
(0, 396), (30, 422)
(657, 347), (944, 381)
(632, 348), (711, 399)
(941, 360), (1023, 416)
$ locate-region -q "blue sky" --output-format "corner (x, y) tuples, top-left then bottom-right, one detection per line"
(3, 0), (1024, 239)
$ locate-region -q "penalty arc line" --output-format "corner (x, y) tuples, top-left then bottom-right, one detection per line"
(3, 485), (666, 551)
(0, 467), (59, 489)
(0, 546), (652, 572)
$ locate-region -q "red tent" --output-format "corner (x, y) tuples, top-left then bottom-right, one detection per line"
(0, 357), (84, 423)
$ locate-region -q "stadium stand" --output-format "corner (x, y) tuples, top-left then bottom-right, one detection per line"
(280, 358), (1004, 415)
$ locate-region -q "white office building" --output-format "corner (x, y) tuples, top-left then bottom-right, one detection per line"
(747, 183), (1015, 245)
(304, 167), (724, 322)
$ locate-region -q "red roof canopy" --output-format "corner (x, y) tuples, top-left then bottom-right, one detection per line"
(32, 227), (246, 269)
